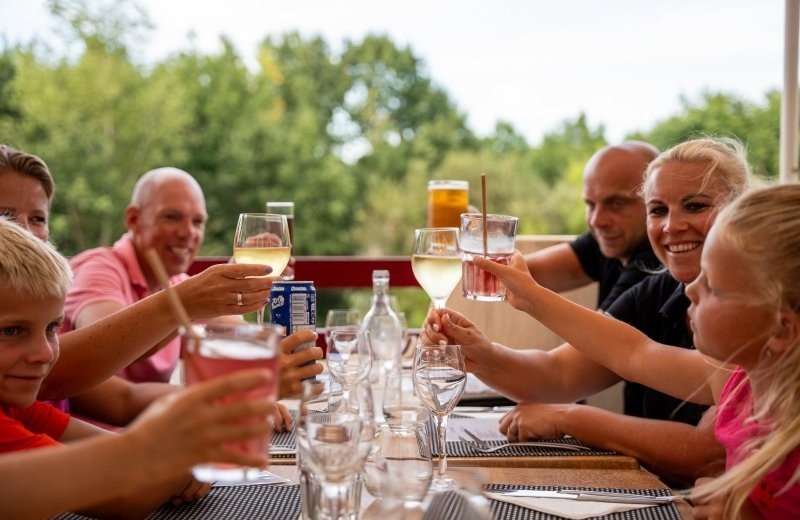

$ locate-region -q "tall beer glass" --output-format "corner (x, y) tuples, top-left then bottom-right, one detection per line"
(427, 180), (469, 228)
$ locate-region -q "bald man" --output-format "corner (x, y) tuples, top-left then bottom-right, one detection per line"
(64, 168), (209, 383)
(525, 141), (661, 311)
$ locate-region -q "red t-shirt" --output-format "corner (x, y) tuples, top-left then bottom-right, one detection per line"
(0, 401), (70, 453)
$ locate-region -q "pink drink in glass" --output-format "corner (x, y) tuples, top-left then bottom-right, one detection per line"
(184, 325), (280, 482)
(461, 250), (512, 301)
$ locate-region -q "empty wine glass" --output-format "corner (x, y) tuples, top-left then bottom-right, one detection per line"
(412, 343), (466, 492)
(411, 228), (461, 309)
(233, 213), (291, 324)
(325, 308), (362, 350)
(328, 329), (373, 409)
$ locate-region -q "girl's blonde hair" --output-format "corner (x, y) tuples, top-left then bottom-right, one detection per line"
(0, 217), (71, 299)
(643, 137), (752, 202)
(693, 184), (800, 517)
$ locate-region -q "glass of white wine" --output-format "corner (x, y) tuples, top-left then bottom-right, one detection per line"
(412, 343), (466, 492)
(233, 213), (291, 325)
(411, 228), (461, 309)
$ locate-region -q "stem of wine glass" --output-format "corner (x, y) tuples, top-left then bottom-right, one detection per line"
(432, 298), (446, 310)
(256, 304), (265, 326)
(436, 414), (449, 480)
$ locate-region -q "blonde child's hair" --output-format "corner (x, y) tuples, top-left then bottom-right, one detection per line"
(0, 218), (71, 299)
(693, 184), (800, 517)
(642, 137), (752, 202)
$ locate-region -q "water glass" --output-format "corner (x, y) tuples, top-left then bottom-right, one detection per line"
(459, 213), (519, 301)
(182, 323), (281, 482)
(364, 422), (433, 503)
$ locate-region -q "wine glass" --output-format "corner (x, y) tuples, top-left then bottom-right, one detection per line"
(327, 329), (373, 408)
(325, 309), (362, 342)
(411, 343), (466, 492)
(411, 228), (461, 309)
(233, 213), (291, 325)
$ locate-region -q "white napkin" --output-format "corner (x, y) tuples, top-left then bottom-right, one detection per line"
(485, 491), (656, 520)
(447, 416), (506, 441)
(211, 470), (290, 488)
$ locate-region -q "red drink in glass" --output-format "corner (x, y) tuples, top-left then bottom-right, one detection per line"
(183, 324), (281, 482)
(460, 251), (512, 301)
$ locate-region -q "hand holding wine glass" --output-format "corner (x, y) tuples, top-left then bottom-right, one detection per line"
(411, 343), (466, 492)
(233, 213), (291, 324)
(411, 228), (461, 309)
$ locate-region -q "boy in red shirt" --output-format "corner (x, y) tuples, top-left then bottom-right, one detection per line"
(0, 217), (275, 519)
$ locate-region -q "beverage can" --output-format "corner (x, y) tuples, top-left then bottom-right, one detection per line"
(270, 281), (317, 374)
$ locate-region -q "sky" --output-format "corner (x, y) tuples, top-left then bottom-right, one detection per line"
(0, 0), (785, 145)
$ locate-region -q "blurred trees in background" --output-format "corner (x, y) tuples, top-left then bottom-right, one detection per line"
(1, 0), (782, 260)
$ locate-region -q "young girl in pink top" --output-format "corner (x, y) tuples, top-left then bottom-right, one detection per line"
(471, 183), (800, 518)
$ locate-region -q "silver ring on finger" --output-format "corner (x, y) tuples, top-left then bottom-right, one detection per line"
(236, 291), (243, 306)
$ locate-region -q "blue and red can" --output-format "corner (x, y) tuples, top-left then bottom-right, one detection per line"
(269, 281), (317, 364)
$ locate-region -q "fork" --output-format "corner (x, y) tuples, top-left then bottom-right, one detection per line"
(458, 436), (590, 453)
(461, 428), (591, 452)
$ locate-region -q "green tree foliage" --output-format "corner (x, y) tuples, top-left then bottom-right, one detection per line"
(0, 51), (20, 120)
(628, 91), (780, 179)
(0, 0), (784, 267)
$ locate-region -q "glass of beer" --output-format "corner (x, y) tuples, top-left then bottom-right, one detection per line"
(183, 323), (282, 482)
(460, 213), (519, 301)
(266, 202), (295, 280)
(427, 180), (469, 228)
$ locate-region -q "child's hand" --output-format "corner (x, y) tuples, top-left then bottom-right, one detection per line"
(278, 330), (323, 398)
(124, 368), (274, 479)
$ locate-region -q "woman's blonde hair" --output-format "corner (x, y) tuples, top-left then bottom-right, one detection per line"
(693, 184), (800, 517)
(643, 137), (752, 203)
(0, 144), (55, 204)
(0, 217), (71, 299)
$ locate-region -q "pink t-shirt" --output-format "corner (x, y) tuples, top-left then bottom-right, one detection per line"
(715, 367), (800, 518)
(63, 233), (188, 384)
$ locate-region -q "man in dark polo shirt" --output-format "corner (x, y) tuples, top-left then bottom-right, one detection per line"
(524, 141), (661, 311)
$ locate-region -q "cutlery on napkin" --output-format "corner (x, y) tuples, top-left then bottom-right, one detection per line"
(485, 489), (669, 519)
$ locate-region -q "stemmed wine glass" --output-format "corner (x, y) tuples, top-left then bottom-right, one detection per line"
(233, 213), (291, 325)
(411, 343), (466, 492)
(411, 228), (461, 309)
(327, 329), (373, 411)
(325, 309), (362, 335)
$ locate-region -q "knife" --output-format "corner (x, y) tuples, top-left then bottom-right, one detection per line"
(500, 489), (675, 505)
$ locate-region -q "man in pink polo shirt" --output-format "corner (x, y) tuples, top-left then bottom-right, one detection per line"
(65, 168), (216, 383)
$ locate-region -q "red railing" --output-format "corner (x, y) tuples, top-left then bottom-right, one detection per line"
(188, 256), (420, 288)
(189, 256), (421, 353)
